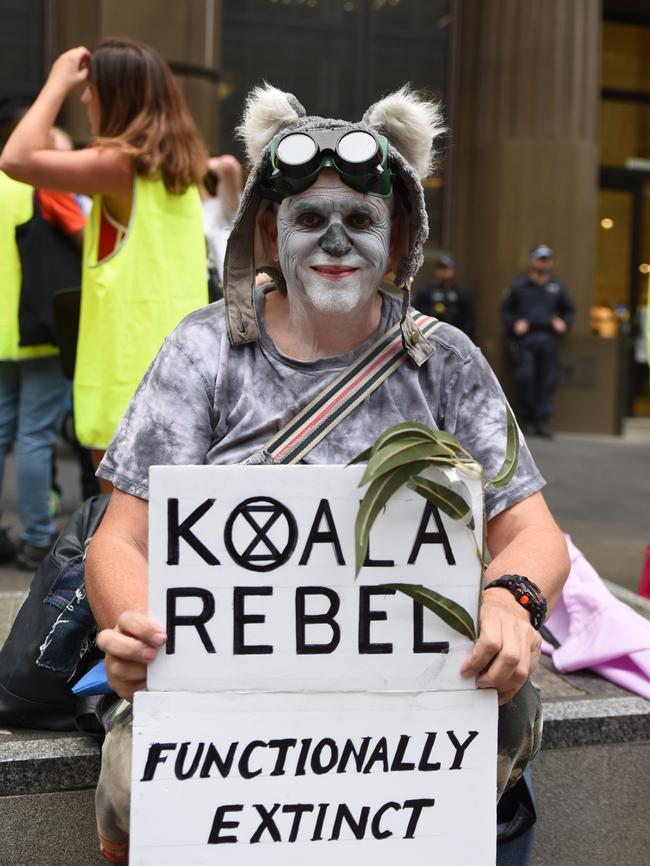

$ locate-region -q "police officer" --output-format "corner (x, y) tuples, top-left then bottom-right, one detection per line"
(413, 255), (475, 339)
(501, 245), (575, 438)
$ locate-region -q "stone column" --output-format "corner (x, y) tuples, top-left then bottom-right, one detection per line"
(451, 0), (601, 364)
(52, 0), (222, 151)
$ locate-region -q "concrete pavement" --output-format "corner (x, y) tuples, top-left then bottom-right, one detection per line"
(527, 425), (650, 593)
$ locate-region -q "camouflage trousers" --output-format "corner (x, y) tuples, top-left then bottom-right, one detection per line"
(95, 681), (542, 863)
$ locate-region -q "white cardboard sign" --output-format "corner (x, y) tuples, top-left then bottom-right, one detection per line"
(147, 464), (484, 693)
(130, 689), (497, 866)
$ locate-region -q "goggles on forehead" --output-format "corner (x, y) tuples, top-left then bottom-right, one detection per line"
(263, 128), (394, 201)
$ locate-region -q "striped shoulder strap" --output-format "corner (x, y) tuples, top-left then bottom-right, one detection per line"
(245, 311), (443, 466)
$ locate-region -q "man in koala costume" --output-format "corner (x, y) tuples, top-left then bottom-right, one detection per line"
(87, 85), (569, 863)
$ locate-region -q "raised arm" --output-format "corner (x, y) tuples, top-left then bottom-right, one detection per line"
(206, 154), (243, 219)
(461, 491), (570, 703)
(0, 47), (132, 197)
(85, 489), (165, 700)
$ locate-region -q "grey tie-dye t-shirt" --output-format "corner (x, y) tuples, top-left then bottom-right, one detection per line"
(98, 289), (545, 518)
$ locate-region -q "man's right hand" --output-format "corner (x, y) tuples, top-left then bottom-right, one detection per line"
(513, 319), (529, 336)
(97, 611), (167, 702)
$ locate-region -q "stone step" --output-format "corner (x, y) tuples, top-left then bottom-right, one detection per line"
(0, 728), (102, 865)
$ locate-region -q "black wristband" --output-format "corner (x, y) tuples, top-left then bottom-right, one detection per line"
(483, 574), (547, 630)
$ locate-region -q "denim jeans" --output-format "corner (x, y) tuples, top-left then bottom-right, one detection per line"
(496, 768), (536, 865)
(0, 356), (71, 546)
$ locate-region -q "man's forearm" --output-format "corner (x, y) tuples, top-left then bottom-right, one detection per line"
(485, 523), (569, 614)
(85, 531), (148, 630)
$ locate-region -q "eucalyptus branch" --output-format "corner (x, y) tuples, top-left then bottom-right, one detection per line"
(352, 409), (519, 640)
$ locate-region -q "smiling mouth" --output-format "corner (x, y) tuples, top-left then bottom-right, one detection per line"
(311, 265), (359, 281)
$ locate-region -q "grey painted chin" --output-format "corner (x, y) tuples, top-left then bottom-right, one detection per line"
(299, 280), (373, 314)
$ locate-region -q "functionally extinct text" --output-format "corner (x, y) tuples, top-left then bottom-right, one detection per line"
(130, 690), (497, 865)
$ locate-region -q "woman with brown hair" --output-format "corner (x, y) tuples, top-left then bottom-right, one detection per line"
(0, 39), (209, 485)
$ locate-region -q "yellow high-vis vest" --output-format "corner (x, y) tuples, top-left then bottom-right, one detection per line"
(74, 175), (208, 449)
(0, 172), (58, 360)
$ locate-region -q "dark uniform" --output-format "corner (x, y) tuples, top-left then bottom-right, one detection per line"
(413, 282), (475, 339)
(501, 273), (575, 432)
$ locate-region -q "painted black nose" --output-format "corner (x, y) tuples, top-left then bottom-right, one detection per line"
(319, 224), (353, 257)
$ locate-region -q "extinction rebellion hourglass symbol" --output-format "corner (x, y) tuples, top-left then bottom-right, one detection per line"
(224, 496), (299, 572)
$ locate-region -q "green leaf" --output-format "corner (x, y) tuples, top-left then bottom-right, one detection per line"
(360, 439), (449, 486)
(348, 446), (373, 465)
(407, 475), (471, 522)
(489, 404), (520, 488)
(446, 479), (477, 530)
(354, 461), (429, 575)
(385, 583), (476, 640)
(370, 421), (464, 455)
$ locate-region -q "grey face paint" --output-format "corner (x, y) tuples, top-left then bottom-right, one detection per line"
(319, 224), (353, 258)
(276, 171), (392, 316)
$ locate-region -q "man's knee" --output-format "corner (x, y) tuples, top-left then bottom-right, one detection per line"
(96, 700), (134, 840)
(496, 680), (542, 800)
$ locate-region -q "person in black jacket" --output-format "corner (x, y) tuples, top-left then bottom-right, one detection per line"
(413, 255), (475, 339)
(501, 245), (575, 438)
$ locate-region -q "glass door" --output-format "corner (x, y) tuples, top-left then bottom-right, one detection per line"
(597, 172), (649, 416)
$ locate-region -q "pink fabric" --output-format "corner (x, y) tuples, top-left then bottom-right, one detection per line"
(541, 536), (650, 700)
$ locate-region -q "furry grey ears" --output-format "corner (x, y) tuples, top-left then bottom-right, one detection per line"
(363, 85), (445, 179)
(236, 83), (306, 165)
(236, 82), (444, 177)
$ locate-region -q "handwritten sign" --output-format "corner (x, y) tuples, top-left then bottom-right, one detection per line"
(132, 464), (497, 865)
(130, 689), (497, 866)
(147, 464), (484, 693)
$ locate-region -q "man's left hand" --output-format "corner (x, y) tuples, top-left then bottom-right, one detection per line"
(460, 587), (542, 705)
(551, 316), (567, 334)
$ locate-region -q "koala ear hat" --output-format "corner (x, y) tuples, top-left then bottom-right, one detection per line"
(223, 83), (445, 365)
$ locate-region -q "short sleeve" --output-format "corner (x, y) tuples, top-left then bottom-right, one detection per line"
(440, 346), (545, 519)
(97, 337), (217, 499)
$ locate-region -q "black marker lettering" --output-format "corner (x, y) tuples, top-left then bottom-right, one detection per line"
(166, 588), (216, 654)
(268, 738), (297, 776)
(140, 742), (177, 782)
(233, 587), (273, 654)
(418, 732), (441, 771)
(283, 803), (314, 842)
(447, 730), (479, 769)
(200, 742), (238, 778)
(167, 498), (218, 565)
(408, 501), (455, 565)
(174, 742), (204, 780)
(329, 804), (370, 840)
(250, 803), (282, 843)
(238, 739), (266, 779)
(371, 801), (400, 839)
(299, 499), (345, 565)
(359, 586), (395, 654)
(295, 587), (341, 654)
(403, 798), (436, 839)
(413, 600), (450, 653)
(207, 804), (243, 844)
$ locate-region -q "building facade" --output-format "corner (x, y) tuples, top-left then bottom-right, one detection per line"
(2, 0), (648, 432)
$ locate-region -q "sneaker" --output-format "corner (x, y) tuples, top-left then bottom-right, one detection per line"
(0, 528), (16, 563)
(15, 540), (53, 571)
